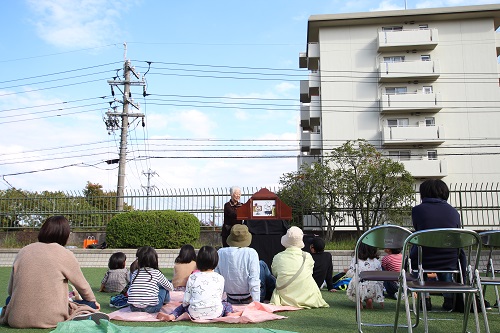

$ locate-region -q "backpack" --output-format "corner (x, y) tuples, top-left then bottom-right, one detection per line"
(332, 275), (351, 291)
(109, 294), (128, 308)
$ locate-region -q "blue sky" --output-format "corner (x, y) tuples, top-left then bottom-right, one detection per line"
(0, 0), (498, 192)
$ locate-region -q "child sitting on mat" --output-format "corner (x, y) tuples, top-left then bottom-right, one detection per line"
(162, 246), (237, 321)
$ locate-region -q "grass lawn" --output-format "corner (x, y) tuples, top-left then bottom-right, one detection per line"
(0, 267), (498, 333)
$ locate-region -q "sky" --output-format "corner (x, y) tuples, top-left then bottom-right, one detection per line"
(1, 0), (499, 193)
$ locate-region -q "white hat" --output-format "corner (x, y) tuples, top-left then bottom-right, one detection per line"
(281, 226), (305, 248)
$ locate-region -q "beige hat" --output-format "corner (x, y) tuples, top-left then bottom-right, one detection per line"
(281, 226), (305, 248)
(227, 224), (252, 247)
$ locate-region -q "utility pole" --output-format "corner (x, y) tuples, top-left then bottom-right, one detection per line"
(105, 44), (146, 211)
(142, 169), (157, 210)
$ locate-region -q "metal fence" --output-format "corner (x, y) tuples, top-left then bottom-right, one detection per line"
(1, 184), (499, 230)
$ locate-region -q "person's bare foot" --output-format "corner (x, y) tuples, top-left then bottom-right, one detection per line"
(359, 301), (364, 309)
(366, 298), (373, 309)
(379, 302), (384, 309)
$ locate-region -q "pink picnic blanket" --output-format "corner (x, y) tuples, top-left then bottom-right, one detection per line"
(109, 291), (300, 324)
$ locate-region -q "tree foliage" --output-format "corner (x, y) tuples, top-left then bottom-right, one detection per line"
(0, 182), (133, 230)
(279, 140), (414, 239)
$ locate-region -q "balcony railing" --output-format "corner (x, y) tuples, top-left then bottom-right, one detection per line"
(378, 28), (439, 51)
(299, 42), (319, 70)
(300, 131), (321, 154)
(380, 92), (442, 112)
(397, 157), (447, 178)
(378, 60), (440, 82)
(382, 124), (445, 146)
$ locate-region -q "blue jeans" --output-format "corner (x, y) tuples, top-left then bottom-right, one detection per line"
(260, 260), (276, 302)
(73, 299), (98, 309)
(130, 286), (170, 313)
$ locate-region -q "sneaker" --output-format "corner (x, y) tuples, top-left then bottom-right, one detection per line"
(72, 312), (109, 325)
(494, 301), (498, 308)
(484, 299), (492, 310)
(110, 294), (128, 308)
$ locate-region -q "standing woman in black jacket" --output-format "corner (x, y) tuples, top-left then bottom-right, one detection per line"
(221, 186), (242, 247)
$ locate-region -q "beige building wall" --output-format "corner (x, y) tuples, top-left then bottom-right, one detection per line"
(299, 4), (500, 184)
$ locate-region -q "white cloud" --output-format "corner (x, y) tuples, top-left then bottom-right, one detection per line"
(172, 109), (218, 138)
(370, 0), (404, 11)
(275, 82), (297, 94)
(234, 109), (249, 121)
(415, 0), (497, 9)
(26, 0), (136, 49)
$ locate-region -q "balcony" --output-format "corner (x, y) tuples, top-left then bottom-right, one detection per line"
(382, 125), (445, 146)
(300, 96), (320, 130)
(378, 28), (438, 51)
(378, 60), (440, 82)
(399, 158), (447, 178)
(297, 154), (321, 169)
(299, 43), (319, 70)
(496, 33), (500, 57)
(299, 52), (307, 69)
(301, 132), (321, 155)
(380, 92), (442, 113)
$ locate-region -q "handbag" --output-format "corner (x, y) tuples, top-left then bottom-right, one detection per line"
(275, 252), (307, 290)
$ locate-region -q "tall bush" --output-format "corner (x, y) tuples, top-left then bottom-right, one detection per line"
(106, 210), (200, 248)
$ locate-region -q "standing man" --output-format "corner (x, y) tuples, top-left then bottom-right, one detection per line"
(221, 186), (242, 247)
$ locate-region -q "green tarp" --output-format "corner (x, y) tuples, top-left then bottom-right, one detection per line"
(50, 320), (298, 333)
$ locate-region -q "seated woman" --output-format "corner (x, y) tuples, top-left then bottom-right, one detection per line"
(270, 226), (329, 309)
(0, 216), (104, 328)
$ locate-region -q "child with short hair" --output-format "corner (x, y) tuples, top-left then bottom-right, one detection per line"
(161, 246), (236, 321)
(381, 247), (402, 299)
(309, 237), (336, 292)
(127, 246), (174, 313)
(345, 243), (384, 309)
(172, 244), (197, 291)
(100, 252), (129, 293)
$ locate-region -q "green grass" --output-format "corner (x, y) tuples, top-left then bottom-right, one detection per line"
(0, 267), (498, 333)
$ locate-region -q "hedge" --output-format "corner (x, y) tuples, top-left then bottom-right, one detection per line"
(106, 210), (200, 248)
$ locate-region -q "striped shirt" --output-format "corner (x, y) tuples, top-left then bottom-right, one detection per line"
(381, 253), (402, 272)
(127, 268), (173, 307)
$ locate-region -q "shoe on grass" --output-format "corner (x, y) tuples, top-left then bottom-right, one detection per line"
(72, 312), (109, 325)
(442, 298), (454, 311)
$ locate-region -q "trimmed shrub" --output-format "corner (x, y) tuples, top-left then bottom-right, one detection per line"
(106, 210), (200, 248)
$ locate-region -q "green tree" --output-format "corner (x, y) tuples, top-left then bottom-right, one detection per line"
(328, 140), (414, 235)
(279, 140), (414, 239)
(278, 161), (341, 240)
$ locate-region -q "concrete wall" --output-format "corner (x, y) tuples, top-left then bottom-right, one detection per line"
(0, 248), (497, 275)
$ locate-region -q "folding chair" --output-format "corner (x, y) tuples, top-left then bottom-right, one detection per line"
(353, 224), (413, 333)
(479, 230), (500, 315)
(394, 228), (489, 333)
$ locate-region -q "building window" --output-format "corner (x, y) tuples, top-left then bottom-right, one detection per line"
(386, 87), (407, 95)
(421, 55), (431, 61)
(389, 150), (411, 161)
(382, 26), (403, 31)
(419, 24), (428, 29)
(427, 150), (438, 160)
(425, 117), (435, 126)
(423, 86), (433, 94)
(383, 56), (405, 63)
(388, 118), (409, 127)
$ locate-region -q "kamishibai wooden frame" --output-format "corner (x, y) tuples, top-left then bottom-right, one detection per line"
(236, 188), (292, 220)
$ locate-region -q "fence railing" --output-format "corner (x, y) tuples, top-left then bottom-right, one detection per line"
(1, 184), (499, 230)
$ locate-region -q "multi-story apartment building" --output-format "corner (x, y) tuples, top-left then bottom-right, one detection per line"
(299, 4), (500, 184)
